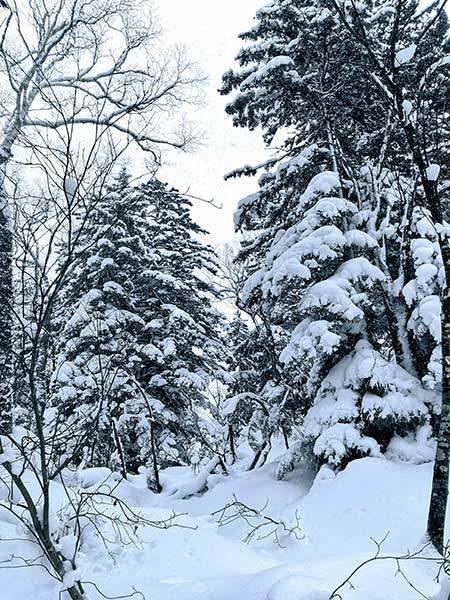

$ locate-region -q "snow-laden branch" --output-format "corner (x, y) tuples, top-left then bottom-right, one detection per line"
(0, 0), (204, 165)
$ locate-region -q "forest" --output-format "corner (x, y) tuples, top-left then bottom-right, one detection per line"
(0, 0), (450, 598)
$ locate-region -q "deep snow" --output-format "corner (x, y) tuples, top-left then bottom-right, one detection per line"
(1, 443), (448, 600)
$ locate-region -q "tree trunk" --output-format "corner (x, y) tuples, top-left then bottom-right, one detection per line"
(249, 438), (272, 471)
(228, 424), (237, 463)
(282, 426), (290, 450)
(0, 182), (13, 435)
(428, 288), (450, 551)
(147, 418), (162, 493)
(111, 418), (127, 480)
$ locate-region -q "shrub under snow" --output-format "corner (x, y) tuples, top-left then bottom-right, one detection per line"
(303, 341), (438, 468)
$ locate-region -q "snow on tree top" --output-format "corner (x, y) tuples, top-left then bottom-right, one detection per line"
(300, 171), (341, 205)
(276, 145), (318, 178)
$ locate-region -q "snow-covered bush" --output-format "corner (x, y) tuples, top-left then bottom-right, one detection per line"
(303, 341), (438, 468)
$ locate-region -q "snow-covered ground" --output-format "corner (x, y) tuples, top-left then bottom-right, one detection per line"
(1, 443), (448, 600)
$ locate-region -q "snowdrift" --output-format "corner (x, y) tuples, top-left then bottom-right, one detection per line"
(0, 454), (447, 599)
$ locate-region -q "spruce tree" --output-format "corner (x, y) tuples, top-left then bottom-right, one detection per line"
(222, 0), (439, 470)
(130, 179), (224, 490)
(51, 169), (147, 471)
(0, 187), (13, 434)
(325, 0), (450, 555)
(52, 172), (224, 488)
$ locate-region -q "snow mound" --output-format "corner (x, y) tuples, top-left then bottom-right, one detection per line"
(0, 454), (447, 599)
(266, 576), (328, 600)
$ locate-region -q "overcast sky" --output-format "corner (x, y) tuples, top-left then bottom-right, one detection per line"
(156, 0), (267, 244)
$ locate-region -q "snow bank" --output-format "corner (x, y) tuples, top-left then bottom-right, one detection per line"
(0, 455), (447, 599)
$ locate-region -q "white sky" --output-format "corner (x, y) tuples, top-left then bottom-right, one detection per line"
(156, 0), (267, 244)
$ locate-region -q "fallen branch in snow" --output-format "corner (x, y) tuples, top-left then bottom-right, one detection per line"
(330, 534), (447, 600)
(211, 495), (303, 548)
(0, 551), (57, 579)
(79, 580), (146, 600)
(74, 490), (194, 531)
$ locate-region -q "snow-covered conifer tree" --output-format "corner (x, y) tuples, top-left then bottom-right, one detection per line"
(51, 169), (146, 471)
(324, 0), (450, 550)
(52, 172), (224, 487)
(0, 186), (13, 434)
(222, 0), (439, 470)
(130, 180), (224, 490)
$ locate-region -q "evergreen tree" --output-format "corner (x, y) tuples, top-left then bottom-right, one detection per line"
(221, 0), (440, 470)
(51, 169), (145, 472)
(325, 0), (450, 553)
(0, 186), (13, 434)
(130, 179), (224, 490)
(51, 172), (224, 488)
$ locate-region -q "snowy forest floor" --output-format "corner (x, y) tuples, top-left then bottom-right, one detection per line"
(1, 440), (448, 600)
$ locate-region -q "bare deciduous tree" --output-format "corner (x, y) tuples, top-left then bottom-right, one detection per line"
(0, 1), (206, 597)
(0, 0), (204, 432)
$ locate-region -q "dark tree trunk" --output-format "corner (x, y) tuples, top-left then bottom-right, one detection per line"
(282, 426), (290, 450)
(249, 438), (272, 471)
(428, 285), (450, 551)
(0, 189), (13, 435)
(228, 424), (237, 463)
(147, 418), (162, 493)
(111, 418), (127, 480)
